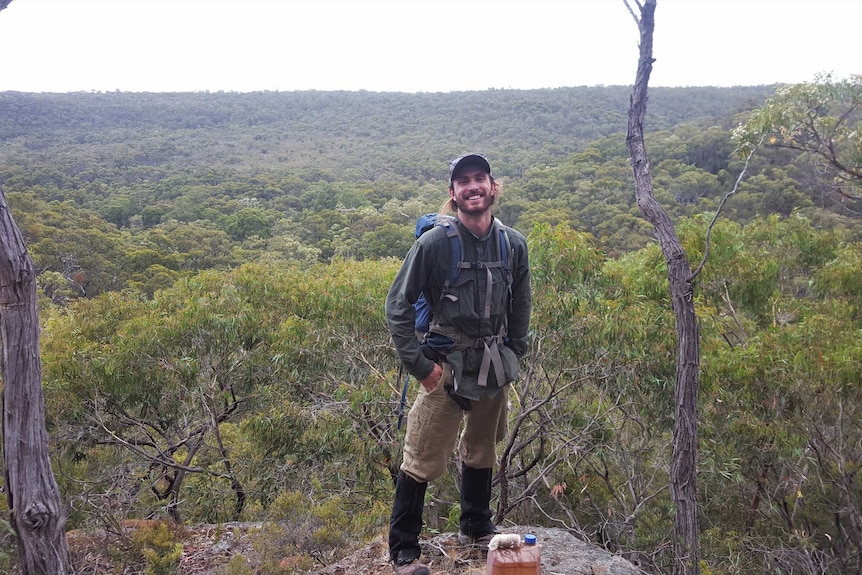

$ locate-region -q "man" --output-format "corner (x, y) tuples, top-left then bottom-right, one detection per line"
(385, 153), (532, 574)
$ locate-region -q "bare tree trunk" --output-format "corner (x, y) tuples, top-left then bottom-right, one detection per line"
(0, 184), (74, 573)
(624, 1), (700, 574)
(0, 13), (72, 569)
(0, 10), (73, 572)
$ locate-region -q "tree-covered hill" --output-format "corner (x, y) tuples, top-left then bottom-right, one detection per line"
(2, 85), (802, 301)
(0, 86), (775, 181)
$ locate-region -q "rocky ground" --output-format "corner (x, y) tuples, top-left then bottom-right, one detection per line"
(67, 522), (643, 575)
(312, 526), (644, 575)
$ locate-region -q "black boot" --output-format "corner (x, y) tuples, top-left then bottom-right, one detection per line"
(389, 470), (428, 565)
(459, 465), (498, 544)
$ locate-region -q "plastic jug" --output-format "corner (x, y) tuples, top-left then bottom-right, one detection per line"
(486, 534), (541, 574)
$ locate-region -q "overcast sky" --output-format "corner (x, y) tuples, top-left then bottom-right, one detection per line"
(0, 0), (858, 93)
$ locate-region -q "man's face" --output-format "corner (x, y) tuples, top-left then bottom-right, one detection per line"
(449, 166), (495, 215)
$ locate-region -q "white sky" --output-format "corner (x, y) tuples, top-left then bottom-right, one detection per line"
(0, 0), (859, 93)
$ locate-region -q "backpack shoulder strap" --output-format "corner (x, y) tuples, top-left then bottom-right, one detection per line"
(437, 217), (466, 290)
(494, 219), (513, 273)
(440, 217), (514, 284)
(494, 220), (515, 326)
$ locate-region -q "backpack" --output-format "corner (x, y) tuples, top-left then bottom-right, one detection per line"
(412, 213), (513, 335)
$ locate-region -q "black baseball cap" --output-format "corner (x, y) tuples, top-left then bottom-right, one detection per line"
(449, 153), (491, 182)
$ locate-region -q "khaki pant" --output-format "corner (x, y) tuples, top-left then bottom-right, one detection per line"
(401, 363), (508, 483)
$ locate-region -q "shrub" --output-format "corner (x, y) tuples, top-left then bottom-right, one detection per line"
(129, 521), (184, 575)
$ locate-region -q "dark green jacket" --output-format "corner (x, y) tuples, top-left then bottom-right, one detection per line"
(386, 217), (531, 400)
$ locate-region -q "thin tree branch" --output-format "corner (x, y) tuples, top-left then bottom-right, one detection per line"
(690, 134), (764, 281)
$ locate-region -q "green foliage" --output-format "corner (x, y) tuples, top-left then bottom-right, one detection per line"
(814, 242), (862, 306)
(529, 222), (604, 291)
(252, 490), (389, 571)
(129, 521), (184, 575)
(734, 74), (862, 161)
(16, 81), (862, 572)
(357, 222), (414, 259)
(42, 258), (400, 528)
(218, 207), (275, 241)
(734, 73), (862, 220)
(2, 85), (796, 303)
(34, 215), (862, 572)
(217, 555), (254, 575)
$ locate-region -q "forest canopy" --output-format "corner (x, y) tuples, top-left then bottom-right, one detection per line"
(5, 84), (848, 300)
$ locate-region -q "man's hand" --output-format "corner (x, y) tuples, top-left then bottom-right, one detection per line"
(419, 362), (443, 391)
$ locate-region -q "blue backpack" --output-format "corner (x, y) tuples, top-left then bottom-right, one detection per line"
(412, 213), (512, 335)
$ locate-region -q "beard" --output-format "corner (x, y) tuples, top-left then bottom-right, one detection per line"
(454, 193), (496, 215)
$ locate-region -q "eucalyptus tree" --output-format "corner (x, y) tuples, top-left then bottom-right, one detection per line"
(624, 1), (700, 573)
(683, 213), (861, 574)
(734, 74), (862, 217)
(42, 258), (405, 527)
(42, 266), (298, 524)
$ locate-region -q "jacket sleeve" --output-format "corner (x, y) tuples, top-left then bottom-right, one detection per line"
(505, 232), (532, 358)
(385, 239), (436, 381)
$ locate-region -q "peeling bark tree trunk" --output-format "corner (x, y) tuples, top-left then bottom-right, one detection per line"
(624, 1), (700, 574)
(0, 183), (74, 573)
(2, 3), (74, 571)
